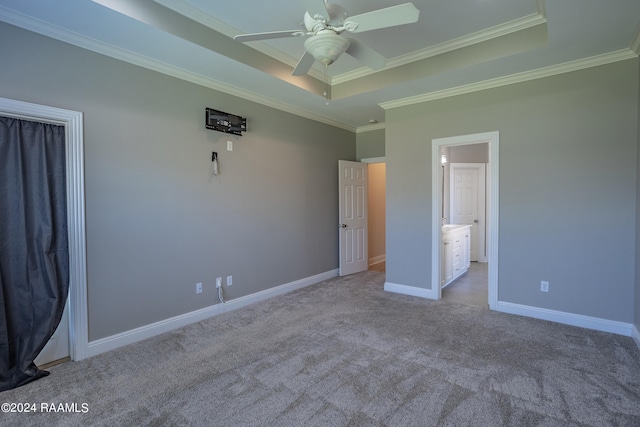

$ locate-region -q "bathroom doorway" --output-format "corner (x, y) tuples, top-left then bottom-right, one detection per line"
(431, 132), (499, 309)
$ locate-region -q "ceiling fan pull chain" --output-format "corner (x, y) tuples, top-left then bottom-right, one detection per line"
(324, 64), (330, 105)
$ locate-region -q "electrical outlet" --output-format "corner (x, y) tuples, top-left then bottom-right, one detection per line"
(196, 282), (203, 294)
(227, 275), (233, 286)
(227, 140), (233, 151)
(216, 277), (222, 288)
(540, 281), (549, 292)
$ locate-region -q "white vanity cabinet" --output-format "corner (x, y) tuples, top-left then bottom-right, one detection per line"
(441, 225), (471, 287)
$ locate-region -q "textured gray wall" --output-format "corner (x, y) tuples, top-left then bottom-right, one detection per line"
(386, 59), (639, 323)
(0, 23), (355, 340)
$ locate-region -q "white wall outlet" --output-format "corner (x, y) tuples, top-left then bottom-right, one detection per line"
(216, 277), (222, 288)
(227, 140), (233, 151)
(196, 282), (203, 294)
(540, 281), (549, 292)
(227, 275), (233, 286)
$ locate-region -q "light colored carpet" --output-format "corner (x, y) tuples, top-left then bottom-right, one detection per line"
(1, 270), (639, 426)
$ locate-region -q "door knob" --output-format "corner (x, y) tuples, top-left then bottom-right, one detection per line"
(340, 224), (347, 228)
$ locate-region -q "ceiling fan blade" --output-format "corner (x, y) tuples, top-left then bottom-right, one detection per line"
(302, 0), (330, 21)
(345, 3), (420, 33)
(345, 39), (387, 70)
(292, 50), (316, 76)
(234, 30), (306, 43)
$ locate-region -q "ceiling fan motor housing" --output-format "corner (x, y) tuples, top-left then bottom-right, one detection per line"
(304, 31), (350, 66)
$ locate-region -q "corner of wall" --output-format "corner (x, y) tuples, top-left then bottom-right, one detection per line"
(635, 56), (640, 349)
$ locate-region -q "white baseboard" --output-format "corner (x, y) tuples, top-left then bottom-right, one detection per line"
(369, 255), (385, 266)
(632, 324), (640, 350)
(384, 281), (435, 299)
(87, 269), (339, 358)
(496, 301), (635, 337)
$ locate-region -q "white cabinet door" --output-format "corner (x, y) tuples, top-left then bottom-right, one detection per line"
(441, 226), (471, 287)
(462, 229), (471, 271)
(442, 236), (453, 285)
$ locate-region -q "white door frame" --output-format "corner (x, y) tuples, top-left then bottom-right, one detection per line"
(431, 131), (499, 309)
(0, 97), (89, 360)
(449, 162), (486, 262)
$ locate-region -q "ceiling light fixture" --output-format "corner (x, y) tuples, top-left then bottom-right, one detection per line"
(303, 31), (350, 68)
(304, 31), (348, 104)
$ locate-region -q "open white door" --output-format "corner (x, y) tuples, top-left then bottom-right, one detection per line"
(339, 160), (368, 276)
(34, 300), (70, 366)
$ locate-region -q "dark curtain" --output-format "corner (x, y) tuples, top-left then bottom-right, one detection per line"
(0, 116), (69, 391)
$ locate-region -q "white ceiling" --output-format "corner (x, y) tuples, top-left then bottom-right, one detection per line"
(1, 0), (639, 132)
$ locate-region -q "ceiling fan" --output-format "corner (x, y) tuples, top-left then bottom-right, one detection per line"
(234, 0), (420, 76)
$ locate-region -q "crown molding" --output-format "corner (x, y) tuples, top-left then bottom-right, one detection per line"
(333, 10), (547, 85)
(0, 6), (355, 132)
(159, 0), (549, 89)
(2, 1), (636, 135)
(380, 49), (637, 111)
(355, 123), (386, 133)
(154, 0), (327, 82)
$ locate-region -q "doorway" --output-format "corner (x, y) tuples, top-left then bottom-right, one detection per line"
(338, 159), (386, 276)
(361, 158), (385, 273)
(431, 132), (499, 309)
(0, 97), (88, 361)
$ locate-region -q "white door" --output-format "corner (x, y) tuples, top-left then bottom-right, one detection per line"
(450, 163), (486, 262)
(34, 301), (70, 366)
(339, 160), (368, 276)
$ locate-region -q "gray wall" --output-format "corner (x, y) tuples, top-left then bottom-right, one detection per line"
(0, 23), (355, 340)
(448, 143), (489, 163)
(386, 59), (639, 323)
(356, 129), (385, 160)
(636, 59), (640, 334)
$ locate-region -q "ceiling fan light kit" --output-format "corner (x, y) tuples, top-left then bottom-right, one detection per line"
(304, 31), (350, 67)
(234, 1), (420, 76)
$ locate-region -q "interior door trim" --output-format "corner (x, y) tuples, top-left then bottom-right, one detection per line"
(431, 131), (499, 309)
(0, 97), (88, 360)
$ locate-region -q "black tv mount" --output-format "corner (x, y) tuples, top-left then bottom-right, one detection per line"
(205, 108), (246, 136)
